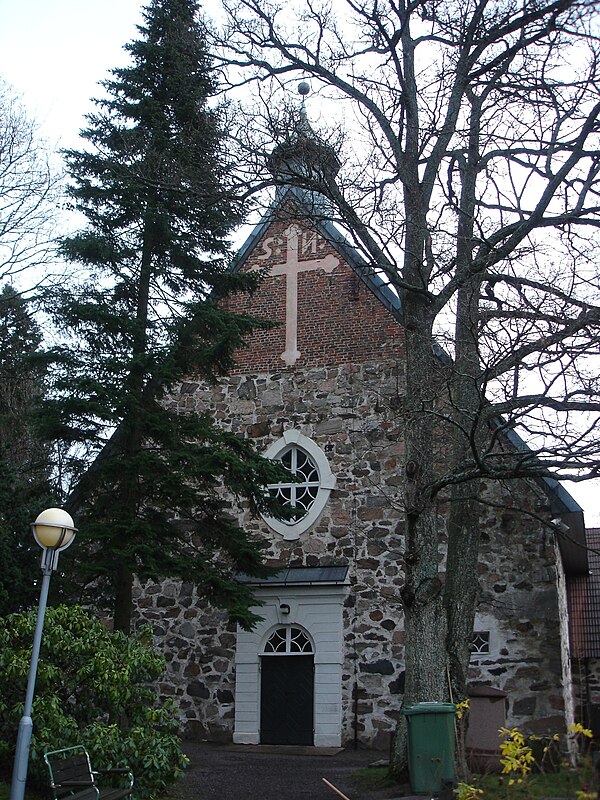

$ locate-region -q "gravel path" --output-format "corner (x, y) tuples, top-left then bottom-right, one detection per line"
(178, 742), (412, 800)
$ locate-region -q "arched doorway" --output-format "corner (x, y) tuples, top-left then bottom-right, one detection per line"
(260, 626), (314, 745)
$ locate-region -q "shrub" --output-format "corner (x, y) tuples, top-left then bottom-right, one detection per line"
(454, 722), (595, 800)
(0, 605), (188, 799)
(498, 727), (535, 782)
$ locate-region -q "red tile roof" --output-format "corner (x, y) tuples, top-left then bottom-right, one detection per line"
(569, 529), (600, 658)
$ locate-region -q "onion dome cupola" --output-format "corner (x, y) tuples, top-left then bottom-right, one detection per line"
(267, 82), (341, 189)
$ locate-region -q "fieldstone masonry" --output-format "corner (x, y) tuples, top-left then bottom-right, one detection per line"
(134, 359), (568, 746)
(132, 205), (572, 748)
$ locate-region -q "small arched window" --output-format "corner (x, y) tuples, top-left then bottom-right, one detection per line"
(262, 430), (336, 539)
(262, 626), (314, 655)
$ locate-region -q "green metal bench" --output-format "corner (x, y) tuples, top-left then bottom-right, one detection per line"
(44, 746), (134, 800)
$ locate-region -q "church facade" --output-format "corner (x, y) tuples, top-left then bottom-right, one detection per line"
(133, 185), (586, 750)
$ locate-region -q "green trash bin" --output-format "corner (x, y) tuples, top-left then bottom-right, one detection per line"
(404, 702), (456, 794)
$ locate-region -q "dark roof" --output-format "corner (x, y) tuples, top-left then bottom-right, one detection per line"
(237, 565), (349, 586)
(569, 528), (600, 658)
(501, 426), (587, 575)
(267, 107), (342, 184)
(468, 685), (507, 698)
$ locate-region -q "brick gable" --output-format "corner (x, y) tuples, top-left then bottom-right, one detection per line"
(224, 213), (405, 372)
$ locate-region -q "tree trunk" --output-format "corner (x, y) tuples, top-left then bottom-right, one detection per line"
(391, 327), (449, 775)
(444, 297), (482, 703)
(444, 91), (485, 712)
(111, 212), (155, 634)
(391, 199), (449, 773)
(443, 96), (484, 771)
(444, 490), (480, 778)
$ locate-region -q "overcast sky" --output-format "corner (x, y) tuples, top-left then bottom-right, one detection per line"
(1, 0), (599, 525)
(0, 0), (144, 149)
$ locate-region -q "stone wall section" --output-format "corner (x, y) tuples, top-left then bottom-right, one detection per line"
(132, 579), (237, 741)
(135, 361), (566, 747)
(468, 488), (569, 735)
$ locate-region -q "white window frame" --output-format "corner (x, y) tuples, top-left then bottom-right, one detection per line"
(261, 625), (315, 655)
(262, 429), (336, 540)
(471, 630), (491, 656)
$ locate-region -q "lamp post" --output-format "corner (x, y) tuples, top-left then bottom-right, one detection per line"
(10, 508), (77, 800)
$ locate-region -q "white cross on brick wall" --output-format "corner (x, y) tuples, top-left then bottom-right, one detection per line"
(253, 224), (339, 365)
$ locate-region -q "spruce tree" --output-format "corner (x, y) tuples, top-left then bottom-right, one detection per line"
(0, 284), (52, 614)
(42, 0), (282, 633)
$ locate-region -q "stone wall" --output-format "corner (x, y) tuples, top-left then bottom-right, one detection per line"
(133, 359), (567, 748)
(469, 522), (569, 735)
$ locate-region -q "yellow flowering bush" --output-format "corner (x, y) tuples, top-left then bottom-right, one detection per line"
(568, 723), (593, 740)
(498, 727), (535, 783)
(453, 720), (596, 800)
(455, 782), (484, 800)
(456, 699), (470, 720)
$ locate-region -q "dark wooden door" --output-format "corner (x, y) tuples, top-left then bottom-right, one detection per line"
(260, 655), (314, 745)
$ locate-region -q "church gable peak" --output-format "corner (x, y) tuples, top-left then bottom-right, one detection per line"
(227, 210), (404, 372)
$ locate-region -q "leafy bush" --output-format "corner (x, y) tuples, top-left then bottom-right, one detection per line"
(0, 605), (188, 799)
(454, 723), (595, 800)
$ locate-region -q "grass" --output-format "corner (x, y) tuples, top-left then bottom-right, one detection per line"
(351, 765), (400, 792)
(350, 762), (595, 799)
(472, 764), (595, 800)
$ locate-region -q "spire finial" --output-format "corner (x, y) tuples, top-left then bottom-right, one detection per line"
(297, 81), (311, 131)
(298, 81), (310, 105)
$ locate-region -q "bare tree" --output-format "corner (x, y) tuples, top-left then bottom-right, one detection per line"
(214, 0), (600, 772)
(0, 79), (62, 290)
